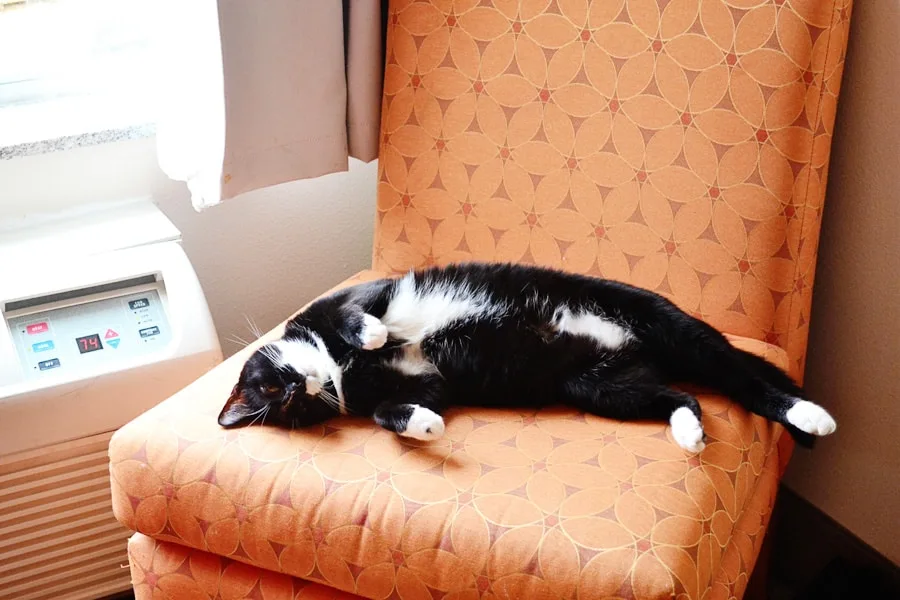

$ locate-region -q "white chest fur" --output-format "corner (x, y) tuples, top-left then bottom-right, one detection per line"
(380, 274), (502, 344)
(387, 343), (439, 377)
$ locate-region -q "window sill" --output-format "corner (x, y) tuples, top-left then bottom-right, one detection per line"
(0, 123), (156, 160)
(0, 93), (156, 160)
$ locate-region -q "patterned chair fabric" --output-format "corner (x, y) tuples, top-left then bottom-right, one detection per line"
(373, 0), (852, 379)
(110, 2), (852, 599)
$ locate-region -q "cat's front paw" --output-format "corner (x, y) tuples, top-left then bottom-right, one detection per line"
(400, 406), (445, 441)
(360, 314), (388, 350)
(786, 400), (836, 436)
(670, 407), (706, 453)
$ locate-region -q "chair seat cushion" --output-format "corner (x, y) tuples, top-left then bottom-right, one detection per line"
(110, 271), (793, 600)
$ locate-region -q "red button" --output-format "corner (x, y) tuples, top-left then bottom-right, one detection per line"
(104, 328), (119, 339)
(26, 322), (49, 335)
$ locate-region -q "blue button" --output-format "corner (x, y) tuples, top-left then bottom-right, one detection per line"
(107, 338), (121, 349)
(139, 326), (160, 338)
(38, 358), (61, 370)
(32, 340), (55, 352)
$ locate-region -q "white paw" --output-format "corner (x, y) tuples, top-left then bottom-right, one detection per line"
(670, 407), (706, 453)
(360, 314), (388, 350)
(786, 400), (836, 436)
(400, 405), (445, 441)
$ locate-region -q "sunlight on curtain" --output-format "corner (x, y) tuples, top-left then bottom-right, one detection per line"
(155, 0), (225, 211)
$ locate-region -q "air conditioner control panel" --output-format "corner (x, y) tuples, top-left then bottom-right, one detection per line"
(8, 289), (172, 380)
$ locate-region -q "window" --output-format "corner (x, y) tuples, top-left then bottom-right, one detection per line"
(0, 0), (158, 145)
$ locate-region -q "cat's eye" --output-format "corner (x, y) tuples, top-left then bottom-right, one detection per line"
(260, 384), (282, 396)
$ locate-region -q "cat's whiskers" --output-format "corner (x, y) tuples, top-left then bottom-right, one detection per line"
(319, 387), (351, 416)
(318, 388), (342, 413)
(244, 314), (264, 340)
(244, 404), (271, 428)
(259, 344), (281, 367)
(261, 405), (272, 427)
(227, 334), (251, 349)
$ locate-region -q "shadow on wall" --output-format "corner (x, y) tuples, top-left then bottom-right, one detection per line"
(784, 0), (900, 566)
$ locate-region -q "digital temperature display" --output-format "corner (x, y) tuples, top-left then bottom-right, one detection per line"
(75, 334), (103, 354)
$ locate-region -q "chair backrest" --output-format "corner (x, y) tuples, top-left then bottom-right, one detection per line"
(372, 0), (853, 378)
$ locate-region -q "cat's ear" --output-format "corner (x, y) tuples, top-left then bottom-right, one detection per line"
(218, 383), (256, 427)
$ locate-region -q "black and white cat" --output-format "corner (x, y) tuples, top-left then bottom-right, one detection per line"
(219, 262), (836, 452)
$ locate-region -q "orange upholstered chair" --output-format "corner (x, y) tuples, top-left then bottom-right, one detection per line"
(109, 1), (853, 599)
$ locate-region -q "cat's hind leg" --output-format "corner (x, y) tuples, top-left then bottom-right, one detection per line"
(732, 346), (835, 442)
(561, 370), (707, 452)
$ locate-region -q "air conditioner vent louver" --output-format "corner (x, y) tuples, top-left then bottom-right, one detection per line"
(0, 432), (132, 600)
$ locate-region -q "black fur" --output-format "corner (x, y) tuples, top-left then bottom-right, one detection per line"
(219, 262), (824, 448)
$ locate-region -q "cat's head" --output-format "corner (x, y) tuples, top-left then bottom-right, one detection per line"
(218, 330), (343, 429)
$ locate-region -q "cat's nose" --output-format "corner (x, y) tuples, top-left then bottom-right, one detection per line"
(282, 383), (299, 408)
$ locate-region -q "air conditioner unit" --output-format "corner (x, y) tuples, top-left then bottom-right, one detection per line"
(0, 200), (223, 600)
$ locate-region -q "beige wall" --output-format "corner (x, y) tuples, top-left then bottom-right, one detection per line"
(784, 1), (900, 565)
